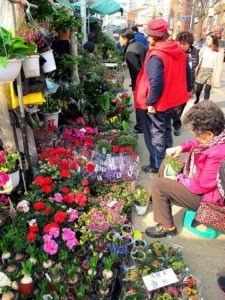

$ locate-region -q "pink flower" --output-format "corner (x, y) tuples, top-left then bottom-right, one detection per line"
(0, 172), (9, 187)
(62, 228), (75, 241)
(66, 238), (79, 249)
(76, 117), (85, 126)
(43, 239), (58, 255)
(49, 227), (60, 238)
(43, 234), (52, 243)
(0, 151), (6, 164)
(67, 208), (79, 222)
(54, 193), (63, 203)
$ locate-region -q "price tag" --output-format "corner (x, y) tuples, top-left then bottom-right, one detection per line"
(142, 268), (178, 291)
(116, 172), (121, 179)
(97, 175), (103, 181)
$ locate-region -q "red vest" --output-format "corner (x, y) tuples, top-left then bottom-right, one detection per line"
(134, 41), (189, 112)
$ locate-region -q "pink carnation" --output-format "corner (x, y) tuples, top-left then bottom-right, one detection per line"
(49, 227), (60, 238)
(66, 238), (79, 249)
(54, 193), (63, 202)
(43, 239), (58, 255)
(67, 208), (79, 222)
(62, 228), (75, 241)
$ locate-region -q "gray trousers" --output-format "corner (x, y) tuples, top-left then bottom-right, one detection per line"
(151, 162), (202, 227)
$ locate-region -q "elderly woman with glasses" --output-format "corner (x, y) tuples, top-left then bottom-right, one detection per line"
(145, 101), (225, 238)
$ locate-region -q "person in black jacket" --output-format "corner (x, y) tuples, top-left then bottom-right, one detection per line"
(172, 31), (198, 136)
(119, 28), (148, 134)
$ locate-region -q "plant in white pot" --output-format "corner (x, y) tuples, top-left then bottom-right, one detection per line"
(39, 94), (62, 128)
(133, 186), (149, 216)
(0, 27), (36, 82)
(0, 151), (20, 192)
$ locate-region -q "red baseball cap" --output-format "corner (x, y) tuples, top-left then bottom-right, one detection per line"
(144, 18), (168, 37)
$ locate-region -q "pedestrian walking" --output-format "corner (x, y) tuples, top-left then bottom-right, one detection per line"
(131, 26), (149, 47)
(172, 31), (199, 136)
(119, 28), (148, 134)
(134, 18), (191, 173)
(145, 101), (225, 238)
(195, 32), (224, 104)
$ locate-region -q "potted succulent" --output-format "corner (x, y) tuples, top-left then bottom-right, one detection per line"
(39, 94), (62, 128)
(133, 186), (149, 216)
(0, 27), (36, 82)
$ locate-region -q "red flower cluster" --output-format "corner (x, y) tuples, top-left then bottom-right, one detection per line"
(34, 176), (53, 194)
(112, 145), (133, 154)
(33, 201), (46, 211)
(54, 211), (67, 223)
(74, 191), (87, 206)
(26, 224), (39, 242)
(85, 162), (95, 173)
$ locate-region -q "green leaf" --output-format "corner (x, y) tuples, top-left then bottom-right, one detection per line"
(0, 56), (9, 68)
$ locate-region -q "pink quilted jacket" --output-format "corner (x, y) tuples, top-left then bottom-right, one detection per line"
(177, 140), (225, 206)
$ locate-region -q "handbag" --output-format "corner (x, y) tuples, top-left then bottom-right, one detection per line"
(195, 201), (225, 232)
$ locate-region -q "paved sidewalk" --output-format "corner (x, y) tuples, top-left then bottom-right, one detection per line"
(124, 66), (225, 300)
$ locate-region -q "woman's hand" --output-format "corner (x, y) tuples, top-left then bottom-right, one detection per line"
(166, 146), (182, 158)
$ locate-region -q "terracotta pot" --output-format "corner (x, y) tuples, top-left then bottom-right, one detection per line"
(59, 30), (70, 41)
(18, 281), (35, 296)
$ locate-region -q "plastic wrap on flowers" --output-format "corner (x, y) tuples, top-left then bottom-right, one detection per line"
(84, 150), (140, 183)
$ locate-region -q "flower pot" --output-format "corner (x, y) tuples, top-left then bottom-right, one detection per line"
(59, 30), (70, 41)
(4, 170), (20, 190)
(0, 59), (22, 83)
(134, 203), (149, 216)
(18, 281), (35, 296)
(132, 239), (147, 249)
(39, 110), (61, 128)
(22, 55), (40, 78)
(121, 224), (133, 237)
(40, 50), (56, 73)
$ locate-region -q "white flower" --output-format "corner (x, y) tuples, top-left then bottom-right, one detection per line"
(28, 219), (37, 226)
(0, 272), (11, 288)
(16, 200), (30, 213)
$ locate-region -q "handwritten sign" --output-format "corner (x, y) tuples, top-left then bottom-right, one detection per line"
(142, 268), (178, 291)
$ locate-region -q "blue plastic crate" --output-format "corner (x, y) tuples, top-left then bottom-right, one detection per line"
(183, 210), (221, 239)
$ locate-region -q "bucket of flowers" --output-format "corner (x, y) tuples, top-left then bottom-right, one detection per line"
(0, 150), (20, 193)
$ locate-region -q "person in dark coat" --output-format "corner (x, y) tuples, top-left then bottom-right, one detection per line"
(119, 28), (148, 134)
(131, 26), (148, 47)
(83, 32), (96, 53)
(172, 31), (198, 136)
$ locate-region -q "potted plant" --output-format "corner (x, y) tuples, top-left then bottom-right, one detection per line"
(133, 186), (149, 216)
(52, 5), (81, 40)
(95, 279), (112, 297)
(18, 260), (35, 297)
(0, 27), (36, 82)
(87, 255), (98, 277)
(101, 254), (117, 280)
(0, 237), (12, 264)
(164, 156), (183, 180)
(39, 94), (62, 128)
(0, 151), (20, 191)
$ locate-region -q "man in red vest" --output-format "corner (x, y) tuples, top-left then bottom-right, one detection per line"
(134, 18), (192, 173)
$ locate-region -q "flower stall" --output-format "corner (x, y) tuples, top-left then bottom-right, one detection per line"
(0, 1), (202, 299)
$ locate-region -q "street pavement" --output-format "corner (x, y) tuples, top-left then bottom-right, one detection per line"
(124, 64), (225, 300)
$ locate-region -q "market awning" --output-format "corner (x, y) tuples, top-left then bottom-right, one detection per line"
(57, 0), (123, 15)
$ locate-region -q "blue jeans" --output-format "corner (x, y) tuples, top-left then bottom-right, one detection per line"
(144, 109), (174, 169)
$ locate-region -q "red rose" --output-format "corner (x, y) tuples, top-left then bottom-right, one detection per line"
(41, 185), (52, 194)
(74, 192), (87, 207)
(60, 169), (70, 178)
(112, 145), (120, 153)
(29, 225), (39, 233)
(48, 157), (59, 165)
(85, 162), (95, 173)
(34, 176), (45, 186)
(43, 222), (59, 234)
(26, 232), (37, 242)
(63, 193), (74, 204)
(54, 211), (67, 223)
(44, 207), (51, 215)
(33, 201), (46, 211)
(81, 178), (89, 186)
(60, 160), (69, 169)
(62, 186), (70, 194)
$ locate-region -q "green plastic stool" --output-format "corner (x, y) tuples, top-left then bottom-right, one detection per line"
(183, 210), (221, 239)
